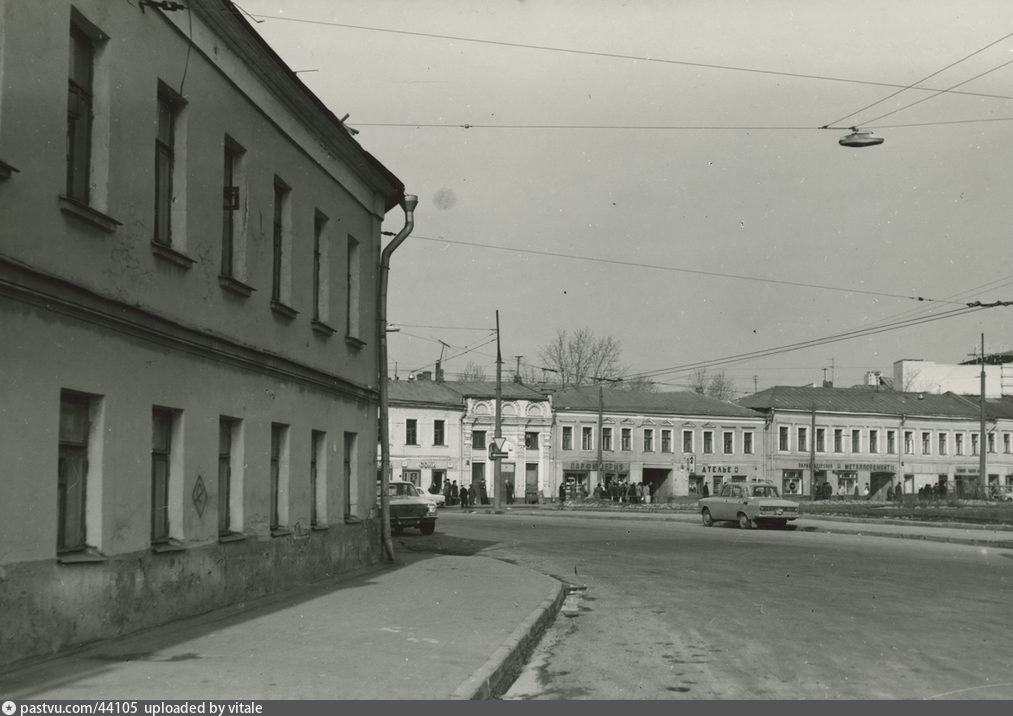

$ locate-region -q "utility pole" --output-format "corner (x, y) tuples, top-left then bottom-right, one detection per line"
(809, 403), (816, 500)
(980, 333), (987, 499)
(493, 311), (504, 511)
(597, 380), (604, 495)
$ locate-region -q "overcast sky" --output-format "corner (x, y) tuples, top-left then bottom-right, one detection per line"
(240, 0), (1013, 394)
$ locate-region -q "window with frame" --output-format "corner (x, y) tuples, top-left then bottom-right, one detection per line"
(1005, 433), (1011, 454)
(869, 429), (879, 454)
(405, 419), (418, 445)
(561, 426), (573, 451)
(472, 430), (487, 451)
(921, 431), (931, 455)
(581, 427), (593, 451)
(972, 433), (980, 456)
(154, 87), (177, 245)
(703, 430), (714, 454)
(816, 428), (826, 452)
(343, 432), (357, 517)
(797, 426), (808, 453)
(956, 433), (964, 455)
(221, 137), (245, 280)
(272, 178), (291, 305)
(904, 431), (914, 455)
(346, 236), (361, 339)
(661, 429), (672, 453)
(311, 430), (326, 528)
(743, 431), (754, 455)
(524, 431), (538, 450)
(778, 426), (789, 451)
(833, 429), (843, 453)
(270, 423), (289, 532)
(682, 430), (693, 453)
(58, 393), (91, 553)
(218, 418), (235, 537)
(151, 408), (174, 544)
(851, 429), (861, 453)
(722, 431), (734, 455)
(643, 429), (654, 452)
(621, 428), (632, 451)
(602, 427), (613, 451)
(434, 420), (446, 446)
(67, 24), (95, 204)
(313, 211), (330, 324)
(938, 432), (947, 456)
(887, 430), (896, 454)
(988, 432), (996, 453)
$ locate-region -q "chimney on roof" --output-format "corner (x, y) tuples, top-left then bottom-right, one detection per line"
(417, 370), (432, 381)
(435, 361), (444, 383)
(822, 380), (833, 388)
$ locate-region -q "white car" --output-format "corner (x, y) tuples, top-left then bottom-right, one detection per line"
(418, 487), (446, 508)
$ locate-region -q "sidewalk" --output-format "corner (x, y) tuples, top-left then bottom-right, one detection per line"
(2, 508), (1011, 702)
(0, 551), (565, 701)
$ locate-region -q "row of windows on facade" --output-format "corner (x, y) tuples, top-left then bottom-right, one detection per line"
(58, 390), (358, 555)
(68, 16), (362, 335)
(402, 421), (542, 450)
(776, 425), (1013, 456)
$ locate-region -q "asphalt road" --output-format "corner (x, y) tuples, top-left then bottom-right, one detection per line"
(416, 511), (1013, 700)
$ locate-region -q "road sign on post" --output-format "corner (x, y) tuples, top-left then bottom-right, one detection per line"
(489, 437), (509, 460)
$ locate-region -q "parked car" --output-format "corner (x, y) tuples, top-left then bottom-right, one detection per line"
(419, 487), (446, 508)
(381, 480), (438, 535)
(699, 481), (799, 529)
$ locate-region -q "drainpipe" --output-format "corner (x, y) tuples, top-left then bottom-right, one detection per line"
(378, 194), (417, 562)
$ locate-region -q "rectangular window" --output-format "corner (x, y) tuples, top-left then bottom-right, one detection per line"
(1005, 433), (1011, 454)
(938, 432), (947, 456)
(779, 426), (789, 452)
(311, 430), (326, 528)
(797, 427), (808, 453)
(602, 427), (613, 452)
(956, 433), (965, 456)
(972, 433), (980, 456)
(218, 418), (234, 537)
(58, 393), (91, 552)
(816, 428), (826, 453)
(643, 429), (654, 452)
(921, 431), (931, 455)
(153, 88), (176, 245)
(722, 431), (734, 455)
(851, 429), (861, 453)
(581, 427), (593, 451)
(67, 24), (95, 203)
(703, 431), (714, 454)
(904, 431), (914, 455)
(472, 430), (487, 451)
(682, 430), (693, 453)
(869, 429), (879, 454)
(988, 432), (996, 453)
(151, 408), (174, 544)
(270, 423), (289, 532)
(346, 236), (361, 339)
(272, 178), (291, 304)
(562, 426), (573, 451)
(405, 419), (418, 445)
(661, 429), (672, 453)
(524, 431), (538, 450)
(743, 432), (754, 455)
(313, 211), (329, 323)
(887, 430), (896, 454)
(833, 429), (843, 453)
(621, 428), (632, 451)
(343, 432), (357, 517)
(220, 135), (244, 279)
(434, 420), (446, 446)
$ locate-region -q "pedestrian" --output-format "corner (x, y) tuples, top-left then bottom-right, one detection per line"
(459, 484), (469, 509)
(886, 484), (894, 502)
(853, 483), (860, 499)
(505, 479), (514, 505)
(559, 481), (566, 504)
(644, 481), (652, 505)
(450, 480), (459, 506)
(863, 483), (870, 500)
(702, 482), (709, 498)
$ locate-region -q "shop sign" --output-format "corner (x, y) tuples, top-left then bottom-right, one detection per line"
(956, 466), (980, 475)
(699, 465), (742, 473)
(796, 462), (895, 471)
(565, 461), (628, 471)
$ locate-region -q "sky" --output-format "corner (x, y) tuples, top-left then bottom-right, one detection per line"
(239, 0), (1013, 395)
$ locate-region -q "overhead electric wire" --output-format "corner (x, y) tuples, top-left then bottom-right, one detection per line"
(822, 29), (1013, 129)
(241, 12), (1013, 104)
(411, 234), (961, 305)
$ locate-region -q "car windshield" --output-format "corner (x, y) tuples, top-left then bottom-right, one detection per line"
(387, 483), (419, 497)
(750, 485), (781, 498)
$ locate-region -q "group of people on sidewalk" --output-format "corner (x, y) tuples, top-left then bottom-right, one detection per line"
(436, 479), (515, 508)
(555, 479), (652, 504)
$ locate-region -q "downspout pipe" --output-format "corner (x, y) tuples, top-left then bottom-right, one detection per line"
(378, 194), (417, 562)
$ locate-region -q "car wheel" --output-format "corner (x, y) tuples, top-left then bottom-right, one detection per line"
(737, 512), (754, 529)
(701, 508), (714, 527)
(420, 521), (436, 536)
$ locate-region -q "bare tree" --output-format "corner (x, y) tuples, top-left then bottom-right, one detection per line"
(457, 361), (488, 381)
(537, 328), (624, 387)
(688, 368), (738, 401)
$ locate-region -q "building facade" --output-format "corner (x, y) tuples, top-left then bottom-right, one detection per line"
(550, 387), (767, 500)
(0, 0), (406, 667)
(740, 386), (1013, 498)
(386, 379), (466, 493)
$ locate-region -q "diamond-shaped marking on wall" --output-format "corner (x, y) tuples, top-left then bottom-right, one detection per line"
(192, 474), (208, 517)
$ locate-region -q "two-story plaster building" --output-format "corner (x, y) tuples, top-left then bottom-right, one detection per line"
(550, 387), (767, 500)
(0, 0), (406, 667)
(739, 386), (1013, 498)
(387, 378), (465, 493)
